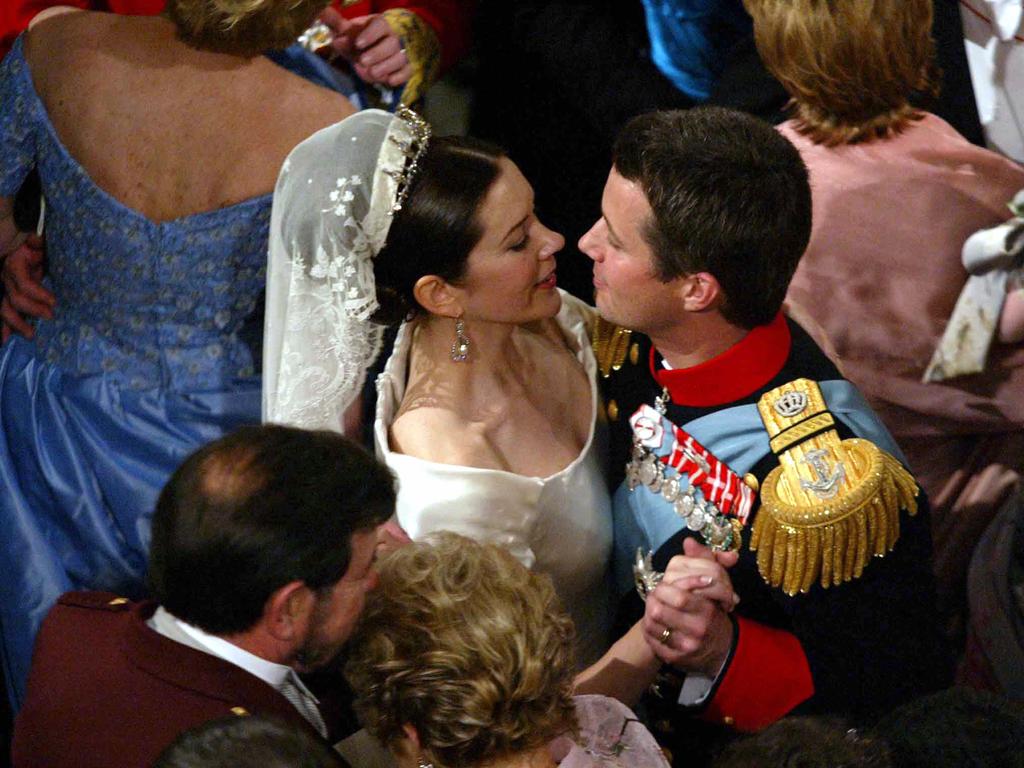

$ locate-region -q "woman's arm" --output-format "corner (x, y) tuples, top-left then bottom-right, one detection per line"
(999, 221), (1024, 344)
(999, 286), (1024, 344)
(575, 567), (738, 706)
(574, 620), (660, 707)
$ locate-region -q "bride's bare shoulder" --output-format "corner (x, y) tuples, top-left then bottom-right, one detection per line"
(389, 401), (489, 467)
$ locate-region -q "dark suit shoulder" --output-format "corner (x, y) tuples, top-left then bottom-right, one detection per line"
(774, 317), (843, 385)
(56, 590), (136, 612)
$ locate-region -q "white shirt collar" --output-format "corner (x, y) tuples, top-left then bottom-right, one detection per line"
(151, 606), (318, 703)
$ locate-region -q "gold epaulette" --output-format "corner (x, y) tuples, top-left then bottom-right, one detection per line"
(591, 316), (633, 379)
(750, 379), (918, 596)
(382, 9), (442, 106)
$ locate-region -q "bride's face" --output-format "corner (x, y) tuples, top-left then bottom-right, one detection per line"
(453, 158), (565, 325)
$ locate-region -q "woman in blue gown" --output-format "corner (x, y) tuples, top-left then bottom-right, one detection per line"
(0, 1), (355, 708)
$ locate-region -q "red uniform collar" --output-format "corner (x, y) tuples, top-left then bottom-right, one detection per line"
(652, 313), (791, 407)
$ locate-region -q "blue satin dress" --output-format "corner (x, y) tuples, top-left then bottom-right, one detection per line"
(640, 0), (752, 101)
(0, 36), (266, 707)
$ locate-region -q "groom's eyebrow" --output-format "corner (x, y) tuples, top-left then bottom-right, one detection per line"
(604, 215), (623, 247)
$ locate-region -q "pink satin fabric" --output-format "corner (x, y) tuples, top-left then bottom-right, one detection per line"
(781, 113), (1024, 636)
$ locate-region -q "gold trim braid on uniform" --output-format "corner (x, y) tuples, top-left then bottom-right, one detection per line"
(382, 9), (441, 106)
(750, 378), (919, 595)
(591, 316), (632, 379)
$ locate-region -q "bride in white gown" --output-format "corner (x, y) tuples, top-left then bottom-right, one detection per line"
(263, 108), (612, 665)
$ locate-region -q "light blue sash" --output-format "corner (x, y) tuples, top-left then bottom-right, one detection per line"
(611, 379), (908, 595)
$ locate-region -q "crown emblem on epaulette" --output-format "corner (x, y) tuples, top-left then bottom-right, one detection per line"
(773, 390), (808, 418)
(386, 106), (432, 214)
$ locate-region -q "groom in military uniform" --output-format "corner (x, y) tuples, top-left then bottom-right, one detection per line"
(579, 107), (951, 761)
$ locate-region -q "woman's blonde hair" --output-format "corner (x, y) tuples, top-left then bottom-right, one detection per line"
(345, 533), (578, 768)
(744, 0), (938, 146)
(165, 0), (329, 56)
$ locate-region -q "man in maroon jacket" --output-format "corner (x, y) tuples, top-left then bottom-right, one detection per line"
(12, 425), (394, 768)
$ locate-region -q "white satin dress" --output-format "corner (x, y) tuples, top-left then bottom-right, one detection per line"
(374, 293), (613, 666)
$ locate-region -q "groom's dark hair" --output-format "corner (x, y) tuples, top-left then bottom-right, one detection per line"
(614, 107), (811, 329)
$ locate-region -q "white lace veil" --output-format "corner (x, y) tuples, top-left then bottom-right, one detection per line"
(262, 108), (423, 431)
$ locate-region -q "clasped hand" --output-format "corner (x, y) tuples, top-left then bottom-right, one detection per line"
(1, 234), (53, 344)
(318, 9), (413, 88)
(642, 537), (739, 677)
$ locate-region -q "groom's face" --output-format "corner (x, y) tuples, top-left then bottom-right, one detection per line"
(579, 168), (687, 336)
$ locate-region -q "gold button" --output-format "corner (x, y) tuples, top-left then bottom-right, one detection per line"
(742, 473), (759, 493)
(231, 707), (250, 716)
(723, 715), (735, 726)
(107, 597), (129, 606)
(607, 399), (620, 421)
(629, 342), (640, 365)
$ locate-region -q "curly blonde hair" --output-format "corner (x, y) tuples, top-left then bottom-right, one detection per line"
(345, 533), (578, 768)
(744, 0), (938, 146)
(165, 0), (330, 56)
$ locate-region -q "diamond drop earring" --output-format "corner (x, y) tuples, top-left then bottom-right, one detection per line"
(451, 317), (470, 362)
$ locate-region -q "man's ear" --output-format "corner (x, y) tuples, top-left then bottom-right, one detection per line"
(401, 724), (421, 749)
(412, 275), (463, 319)
(680, 271), (723, 313)
(391, 723), (424, 767)
(263, 580), (314, 642)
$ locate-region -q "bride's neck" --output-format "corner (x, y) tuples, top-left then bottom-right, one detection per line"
(413, 314), (530, 371)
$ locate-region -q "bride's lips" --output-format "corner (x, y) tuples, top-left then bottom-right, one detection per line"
(536, 271), (557, 289)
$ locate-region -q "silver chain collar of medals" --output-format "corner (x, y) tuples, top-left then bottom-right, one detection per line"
(625, 387), (737, 552)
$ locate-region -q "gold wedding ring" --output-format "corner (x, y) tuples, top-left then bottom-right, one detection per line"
(659, 627), (673, 645)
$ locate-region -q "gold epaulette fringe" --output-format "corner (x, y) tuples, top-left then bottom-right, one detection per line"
(590, 316), (632, 379)
(750, 379), (919, 595)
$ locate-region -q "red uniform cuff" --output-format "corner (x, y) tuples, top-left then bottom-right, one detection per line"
(700, 615), (813, 731)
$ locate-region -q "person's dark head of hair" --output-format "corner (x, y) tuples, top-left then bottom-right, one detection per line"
(372, 136), (505, 325)
(612, 107), (811, 329)
(871, 687), (1024, 768)
(714, 716), (892, 768)
(148, 425), (394, 635)
(154, 715), (344, 768)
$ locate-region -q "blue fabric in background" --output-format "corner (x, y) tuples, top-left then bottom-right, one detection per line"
(639, 0), (753, 101)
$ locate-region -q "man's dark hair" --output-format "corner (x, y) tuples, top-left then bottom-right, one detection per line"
(613, 107), (812, 329)
(154, 715), (344, 768)
(372, 135), (504, 325)
(871, 687), (1024, 768)
(148, 425), (394, 635)
(714, 716), (892, 768)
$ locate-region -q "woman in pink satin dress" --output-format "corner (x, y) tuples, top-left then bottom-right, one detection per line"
(745, 0), (1024, 641)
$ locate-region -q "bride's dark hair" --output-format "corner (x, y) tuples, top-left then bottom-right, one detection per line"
(372, 136), (504, 326)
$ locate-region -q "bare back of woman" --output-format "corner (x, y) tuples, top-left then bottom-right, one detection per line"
(25, 11), (354, 222)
